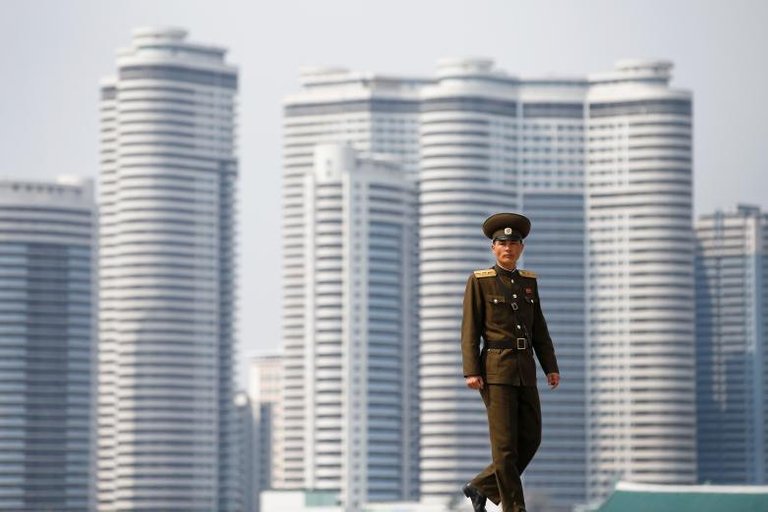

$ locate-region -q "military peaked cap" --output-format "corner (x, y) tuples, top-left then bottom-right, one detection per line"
(482, 212), (531, 241)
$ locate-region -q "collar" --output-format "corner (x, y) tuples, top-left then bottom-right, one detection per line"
(494, 264), (518, 277)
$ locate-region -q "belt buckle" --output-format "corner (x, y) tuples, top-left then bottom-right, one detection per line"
(516, 337), (527, 350)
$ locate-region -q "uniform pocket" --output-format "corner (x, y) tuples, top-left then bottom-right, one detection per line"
(488, 295), (506, 305)
(487, 295), (507, 324)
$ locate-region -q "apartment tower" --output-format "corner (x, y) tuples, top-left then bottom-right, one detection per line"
(586, 60), (696, 502)
(98, 27), (239, 510)
(695, 205), (767, 484)
(279, 70), (424, 505)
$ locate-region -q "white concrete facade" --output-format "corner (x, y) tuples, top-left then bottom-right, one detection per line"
(418, 59), (589, 512)
(280, 70), (423, 503)
(97, 27), (239, 511)
(0, 177), (96, 511)
(585, 60), (696, 502)
(695, 205), (767, 484)
(285, 144), (418, 509)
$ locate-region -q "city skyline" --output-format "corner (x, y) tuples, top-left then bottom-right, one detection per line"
(0, 6), (766, 510)
(0, 3), (765, 510)
(1, 0), (767, 365)
(273, 56), (698, 511)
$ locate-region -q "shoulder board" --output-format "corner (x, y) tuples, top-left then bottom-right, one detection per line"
(473, 268), (497, 278)
(518, 269), (538, 278)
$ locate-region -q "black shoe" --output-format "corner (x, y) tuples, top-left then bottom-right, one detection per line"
(461, 483), (487, 512)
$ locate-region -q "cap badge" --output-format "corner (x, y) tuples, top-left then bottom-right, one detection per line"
(504, 227), (512, 235)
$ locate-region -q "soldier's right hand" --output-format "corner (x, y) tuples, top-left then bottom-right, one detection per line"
(465, 375), (484, 390)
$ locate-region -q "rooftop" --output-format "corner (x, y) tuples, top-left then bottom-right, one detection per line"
(589, 481), (768, 512)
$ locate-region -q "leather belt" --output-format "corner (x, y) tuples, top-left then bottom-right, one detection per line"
(485, 338), (528, 350)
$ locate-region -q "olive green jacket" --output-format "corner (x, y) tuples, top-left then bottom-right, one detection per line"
(461, 265), (559, 386)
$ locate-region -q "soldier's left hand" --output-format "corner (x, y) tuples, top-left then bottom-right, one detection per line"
(547, 373), (560, 389)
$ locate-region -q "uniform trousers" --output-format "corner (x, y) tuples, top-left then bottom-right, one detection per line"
(470, 384), (542, 511)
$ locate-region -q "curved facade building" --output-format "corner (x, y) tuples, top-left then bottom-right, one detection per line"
(515, 77), (589, 511)
(586, 60), (696, 502)
(419, 59), (589, 511)
(0, 177), (95, 511)
(419, 59), (521, 501)
(98, 28), (239, 511)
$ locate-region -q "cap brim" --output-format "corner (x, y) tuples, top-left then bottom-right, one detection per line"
(493, 234), (523, 242)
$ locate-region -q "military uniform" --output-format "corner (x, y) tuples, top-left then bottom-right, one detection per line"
(461, 213), (559, 512)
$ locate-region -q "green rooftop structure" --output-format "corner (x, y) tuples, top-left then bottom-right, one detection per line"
(584, 481), (768, 512)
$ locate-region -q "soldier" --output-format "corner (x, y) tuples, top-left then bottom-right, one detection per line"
(460, 212), (560, 512)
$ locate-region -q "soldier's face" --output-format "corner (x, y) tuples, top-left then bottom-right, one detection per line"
(492, 239), (524, 268)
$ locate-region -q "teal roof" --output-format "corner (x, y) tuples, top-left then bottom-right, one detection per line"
(304, 490), (338, 507)
(596, 482), (768, 512)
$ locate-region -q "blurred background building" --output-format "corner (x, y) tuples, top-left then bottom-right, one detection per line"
(277, 142), (418, 509)
(418, 58), (588, 511)
(97, 28), (240, 511)
(235, 392), (254, 512)
(249, 354), (284, 512)
(585, 60), (696, 502)
(278, 70), (423, 504)
(695, 205), (767, 484)
(0, 177), (96, 511)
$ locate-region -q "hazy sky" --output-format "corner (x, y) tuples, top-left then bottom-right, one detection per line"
(2, 0), (766, 383)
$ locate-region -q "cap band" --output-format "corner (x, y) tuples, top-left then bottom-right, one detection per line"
(492, 228), (523, 241)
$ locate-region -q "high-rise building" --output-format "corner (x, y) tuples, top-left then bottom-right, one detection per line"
(279, 69), (424, 498)
(280, 142), (418, 509)
(97, 27), (239, 511)
(248, 354), (283, 512)
(0, 177), (96, 511)
(586, 60), (696, 502)
(695, 205), (767, 484)
(418, 58), (588, 512)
